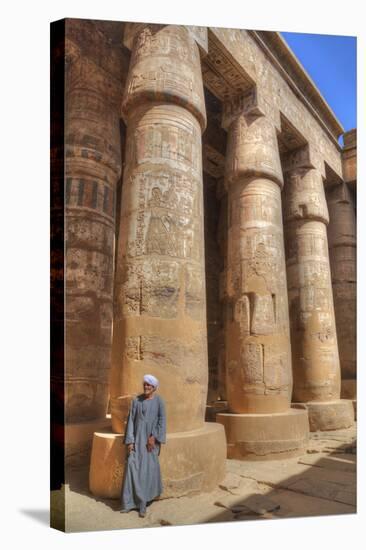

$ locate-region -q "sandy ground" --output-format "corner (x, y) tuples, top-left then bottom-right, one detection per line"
(51, 424), (356, 533)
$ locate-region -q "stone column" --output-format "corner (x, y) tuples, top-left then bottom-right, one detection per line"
(217, 186), (229, 405)
(216, 109), (309, 460)
(204, 174), (225, 405)
(282, 150), (354, 431)
(89, 23), (226, 499)
(326, 182), (356, 402)
(63, 20), (123, 461)
(205, 178), (229, 421)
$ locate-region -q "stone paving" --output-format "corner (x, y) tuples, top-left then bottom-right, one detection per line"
(51, 424), (356, 532)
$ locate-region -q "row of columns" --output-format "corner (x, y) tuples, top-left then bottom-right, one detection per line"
(282, 159), (354, 430)
(216, 113), (309, 458)
(85, 23), (355, 496)
(327, 182), (357, 401)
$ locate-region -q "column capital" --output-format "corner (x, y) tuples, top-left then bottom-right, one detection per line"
(185, 26), (208, 57)
(281, 144), (316, 174)
(224, 112), (284, 189)
(221, 86), (266, 131)
(283, 165), (329, 225)
(123, 22), (165, 51)
(123, 23), (208, 56)
(327, 182), (356, 249)
(121, 24), (207, 131)
(327, 180), (354, 206)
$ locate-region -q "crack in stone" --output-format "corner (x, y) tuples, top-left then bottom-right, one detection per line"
(236, 474), (356, 508)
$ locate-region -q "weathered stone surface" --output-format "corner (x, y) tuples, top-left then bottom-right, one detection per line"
(218, 103), (309, 459)
(326, 182), (356, 400)
(51, 19), (357, 513)
(111, 24), (209, 433)
(224, 114), (284, 185)
(305, 425), (357, 455)
(63, 19), (127, 423)
(89, 22), (227, 500)
(224, 114), (292, 414)
(256, 488), (354, 519)
(285, 477), (356, 506)
(226, 434), (356, 506)
(217, 408), (309, 459)
(214, 493), (280, 515)
(89, 422), (226, 499)
(242, 494), (281, 514)
(285, 218), (340, 401)
(216, 192), (228, 401)
(342, 129), (357, 186)
(298, 452), (356, 473)
(282, 153), (353, 431)
(208, 28), (343, 179)
(65, 416), (111, 466)
(219, 472), (259, 494)
(62, 423), (356, 531)
(304, 400), (354, 431)
(122, 24), (207, 131)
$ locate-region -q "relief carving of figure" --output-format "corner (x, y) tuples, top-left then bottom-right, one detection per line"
(145, 187), (178, 256)
(143, 177), (200, 260)
(251, 241), (272, 277)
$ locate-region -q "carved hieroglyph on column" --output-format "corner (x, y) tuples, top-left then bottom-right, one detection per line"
(64, 21), (123, 427)
(217, 185), (229, 403)
(216, 105), (309, 460)
(326, 182), (356, 402)
(89, 23), (226, 499)
(282, 148), (354, 431)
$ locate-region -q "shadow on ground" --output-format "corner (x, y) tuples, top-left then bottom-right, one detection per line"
(51, 425), (356, 532)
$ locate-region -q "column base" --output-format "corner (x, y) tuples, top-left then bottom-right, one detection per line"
(205, 400), (229, 422)
(216, 408), (309, 460)
(65, 416), (111, 466)
(341, 379), (356, 400)
(292, 399), (355, 431)
(89, 422), (227, 499)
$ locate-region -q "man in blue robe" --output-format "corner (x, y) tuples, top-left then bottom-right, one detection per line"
(120, 374), (166, 517)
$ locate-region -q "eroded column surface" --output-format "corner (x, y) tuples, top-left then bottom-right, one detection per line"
(327, 182), (356, 400)
(283, 154), (354, 431)
(90, 23), (226, 499)
(217, 189), (229, 404)
(216, 112), (309, 460)
(64, 20), (124, 428)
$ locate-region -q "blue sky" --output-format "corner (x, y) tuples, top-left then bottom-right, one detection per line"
(281, 32), (357, 141)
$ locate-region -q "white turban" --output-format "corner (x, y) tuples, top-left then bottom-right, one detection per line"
(143, 374), (159, 388)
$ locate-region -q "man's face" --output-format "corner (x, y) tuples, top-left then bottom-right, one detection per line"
(143, 382), (155, 397)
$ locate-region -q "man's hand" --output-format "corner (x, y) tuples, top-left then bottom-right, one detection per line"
(127, 443), (135, 454)
(147, 435), (156, 452)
